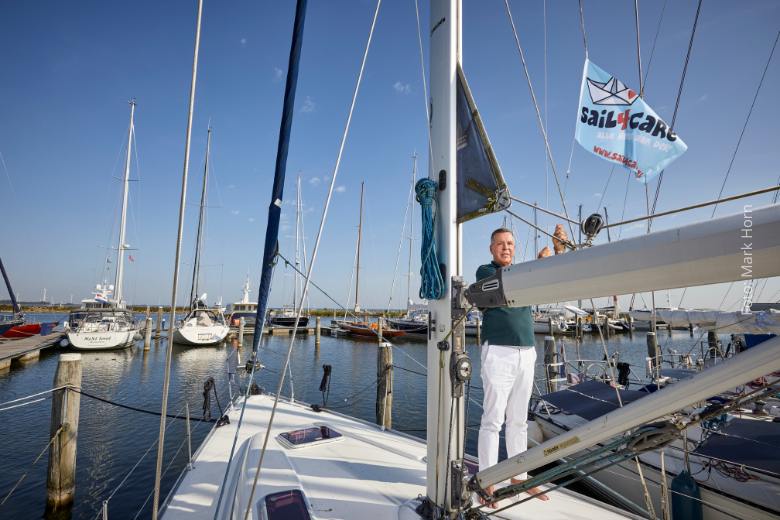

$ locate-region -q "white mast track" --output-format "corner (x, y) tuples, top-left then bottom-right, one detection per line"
(470, 204), (780, 307)
(476, 334), (780, 490)
(114, 99), (135, 306)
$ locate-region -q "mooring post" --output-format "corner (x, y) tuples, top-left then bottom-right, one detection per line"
(315, 317), (321, 349)
(145, 306), (151, 319)
(156, 306), (163, 338)
(646, 332), (660, 380)
(544, 336), (558, 393)
(144, 317), (153, 351)
(238, 317), (245, 346)
(707, 331), (719, 359)
(548, 317), (554, 337)
(628, 315), (634, 336)
(476, 318), (481, 344)
(689, 323), (694, 337)
(576, 316), (582, 340)
(376, 343), (393, 429)
(46, 353), (82, 512)
(377, 317), (384, 344)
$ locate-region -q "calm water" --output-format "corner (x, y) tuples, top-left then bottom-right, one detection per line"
(0, 313), (723, 519)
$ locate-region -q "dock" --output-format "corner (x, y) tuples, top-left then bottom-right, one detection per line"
(228, 325), (319, 337)
(0, 332), (64, 370)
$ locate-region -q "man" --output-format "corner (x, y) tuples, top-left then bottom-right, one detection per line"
(476, 225), (568, 505)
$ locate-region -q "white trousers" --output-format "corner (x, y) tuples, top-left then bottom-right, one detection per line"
(478, 344), (537, 479)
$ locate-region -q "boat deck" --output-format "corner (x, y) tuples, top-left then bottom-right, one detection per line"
(162, 394), (634, 519)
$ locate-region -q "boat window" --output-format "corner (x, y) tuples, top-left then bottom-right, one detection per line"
(277, 425), (342, 448)
(262, 489), (311, 520)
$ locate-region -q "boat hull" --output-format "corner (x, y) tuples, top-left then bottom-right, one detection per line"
(172, 324), (229, 346)
(2, 322), (57, 338)
(67, 329), (137, 350)
(269, 316), (310, 327)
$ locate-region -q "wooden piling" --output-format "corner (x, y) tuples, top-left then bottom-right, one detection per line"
(376, 344), (393, 428)
(143, 317), (153, 351)
(315, 317), (321, 348)
(646, 332), (659, 380)
(377, 317), (383, 344)
(548, 317), (554, 337)
(544, 336), (558, 393)
(156, 306), (163, 338)
(576, 316), (583, 340)
(46, 353), (82, 512)
(628, 315), (634, 336)
(238, 318), (245, 346)
(689, 323), (694, 337)
(707, 331), (719, 359)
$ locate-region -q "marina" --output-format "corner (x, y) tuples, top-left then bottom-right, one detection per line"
(1, 1), (779, 519)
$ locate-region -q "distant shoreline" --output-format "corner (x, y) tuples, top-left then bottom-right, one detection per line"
(0, 304), (407, 317)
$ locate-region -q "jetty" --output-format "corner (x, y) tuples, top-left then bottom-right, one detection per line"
(0, 332), (64, 370)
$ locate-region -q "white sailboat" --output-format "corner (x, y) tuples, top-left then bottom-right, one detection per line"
(66, 100), (140, 351)
(172, 126), (229, 346)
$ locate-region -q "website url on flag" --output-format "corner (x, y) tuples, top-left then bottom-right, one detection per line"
(592, 146), (645, 179)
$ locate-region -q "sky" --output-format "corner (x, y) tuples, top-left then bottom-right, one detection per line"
(1, 0), (778, 311)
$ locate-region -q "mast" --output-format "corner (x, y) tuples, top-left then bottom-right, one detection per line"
(114, 99), (135, 306)
(294, 174), (302, 310)
(407, 153), (417, 311)
(0, 257), (21, 315)
(190, 125), (212, 307)
(354, 181), (364, 313)
(427, 0), (463, 513)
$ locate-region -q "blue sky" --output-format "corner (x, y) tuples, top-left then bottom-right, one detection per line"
(1, 1), (778, 311)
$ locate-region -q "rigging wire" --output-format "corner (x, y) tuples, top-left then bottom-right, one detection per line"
(240, 3), (383, 518)
(648, 0), (703, 230)
(710, 30), (779, 219)
(413, 0), (434, 172)
(642, 0), (668, 88)
(502, 0), (576, 241)
(385, 167), (415, 311)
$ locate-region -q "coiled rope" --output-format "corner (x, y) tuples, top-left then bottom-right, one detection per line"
(415, 178), (443, 300)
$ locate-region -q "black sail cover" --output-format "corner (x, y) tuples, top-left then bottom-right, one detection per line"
(456, 65), (511, 223)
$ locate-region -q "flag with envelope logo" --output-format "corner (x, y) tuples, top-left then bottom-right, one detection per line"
(575, 59), (687, 182)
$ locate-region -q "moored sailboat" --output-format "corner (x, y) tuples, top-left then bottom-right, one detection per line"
(65, 100), (140, 350)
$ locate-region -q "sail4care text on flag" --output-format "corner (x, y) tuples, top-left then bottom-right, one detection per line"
(574, 59), (687, 182)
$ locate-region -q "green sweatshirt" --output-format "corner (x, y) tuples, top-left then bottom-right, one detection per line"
(476, 261), (534, 347)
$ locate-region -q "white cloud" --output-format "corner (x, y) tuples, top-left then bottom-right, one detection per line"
(227, 183), (236, 189)
(301, 96), (315, 113)
(335, 185), (346, 193)
(231, 209), (240, 215)
(308, 176), (321, 186)
(393, 81), (411, 94)
(240, 37), (247, 47)
(593, 192), (602, 198)
(248, 217), (256, 223)
(273, 67), (283, 82)
(698, 93), (708, 103)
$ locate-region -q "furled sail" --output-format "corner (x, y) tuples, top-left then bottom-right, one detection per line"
(456, 65), (511, 223)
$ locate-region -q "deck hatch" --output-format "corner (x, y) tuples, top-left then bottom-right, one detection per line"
(277, 425), (342, 449)
(262, 489), (311, 520)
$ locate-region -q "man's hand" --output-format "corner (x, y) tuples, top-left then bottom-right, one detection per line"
(552, 224), (569, 255)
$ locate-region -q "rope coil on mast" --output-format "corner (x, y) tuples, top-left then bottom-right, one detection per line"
(416, 178), (444, 300)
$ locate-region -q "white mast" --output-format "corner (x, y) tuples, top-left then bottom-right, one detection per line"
(114, 99), (135, 306)
(407, 153), (417, 310)
(294, 174), (302, 311)
(190, 125), (212, 306)
(354, 181), (365, 313)
(427, 0), (463, 512)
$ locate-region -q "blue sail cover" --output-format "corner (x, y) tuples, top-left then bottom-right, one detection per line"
(575, 59), (688, 183)
(456, 65), (511, 223)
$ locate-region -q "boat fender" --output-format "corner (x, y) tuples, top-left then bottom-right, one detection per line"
(60, 337), (70, 348)
(671, 470), (702, 520)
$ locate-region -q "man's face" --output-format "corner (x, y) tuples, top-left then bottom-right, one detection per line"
(490, 232), (515, 267)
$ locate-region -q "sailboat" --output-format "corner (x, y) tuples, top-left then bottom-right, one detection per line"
(336, 180), (405, 339)
(172, 126), (230, 346)
(269, 175), (310, 328)
(65, 101), (140, 350)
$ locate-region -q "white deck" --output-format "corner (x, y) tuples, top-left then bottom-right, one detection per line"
(162, 394), (633, 519)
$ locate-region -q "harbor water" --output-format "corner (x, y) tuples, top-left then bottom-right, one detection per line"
(0, 313), (724, 519)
